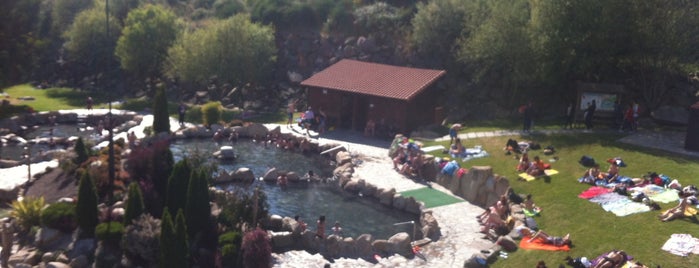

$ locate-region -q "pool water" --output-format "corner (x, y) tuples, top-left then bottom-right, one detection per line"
(171, 139), (418, 239)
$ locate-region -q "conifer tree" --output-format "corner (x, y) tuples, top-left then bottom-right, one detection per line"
(76, 172), (98, 238)
(174, 209), (190, 266)
(124, 183), (145, 225)
(74, 137), (89, 164)
(166, 159), (191, 216)
(185, 169), (211, 240)
(159, 209), (176, 268)
(153, 83), (170, 134)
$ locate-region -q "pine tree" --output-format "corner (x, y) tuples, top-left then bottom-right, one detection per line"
(123, 183), (145, 225)
(76, 172), (98, 238)
(152, 83), (170, 134)
(174, 209), (190, 266)
(185, 169), (211, 240)
(74, 137), (89, 164)
(166, 159), (191, 217)
(159, 209), (176, 268)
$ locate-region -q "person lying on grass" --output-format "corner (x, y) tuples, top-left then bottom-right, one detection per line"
(593, 250), (628, 268)
(658, 195), (694, 222)
(518, 226), (572, 247)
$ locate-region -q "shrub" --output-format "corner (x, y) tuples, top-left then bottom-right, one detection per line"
(185, 106), (202, 124)
(124, 182), (145, 225)
(40, 202), (77, 233)
(242, 227), (271, 268)
(76, 172), (99, 238)
(201, 101), (222, 127)
(95, 221), (125, 244)
(160, 209), (188, 268)
(123, 214), (161, 267)
(216, 187), (268, 230)
(166, 159), (191, 217)
(219, 231), (242, 267)
(11, 196), (45, 232)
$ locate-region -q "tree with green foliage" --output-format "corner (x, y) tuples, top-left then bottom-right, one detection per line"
(74, 137), (89, 164)
(166, 14), (276, 91)
(411, 0), (483, 67)
(152, 83), (170, 133)
(76, 172), (99, 238)
(457, 0), (537, 107)
(174, 209), (189, 266)
(201, 101), (221, 127)
(166, 159), (191, 217)
(185, 169), (211, 241)
(51, 0), (94, 34)
(124, 182), (145, 225)
(0, 0), (47, 88)
(115, 4), (179, 81)
(62, 3), (122, 83)
(159, 209), (177, 268)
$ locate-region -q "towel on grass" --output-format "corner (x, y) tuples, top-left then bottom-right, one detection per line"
(661, 234), (699, 257)
(629, 184), (665, 197)
(519, 169), (559, 182)
(518, 236), (570, 251)
(649, 189), (680, 204)
(608, 201), (651, 217)
(578, 186), (611, 199)
(523, 208), (541, 217)
(589, 192), (627, 205)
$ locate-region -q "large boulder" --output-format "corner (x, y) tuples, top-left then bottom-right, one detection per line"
(244, 123), (269, 138)
(387, 232), (412, 256)
(335, 151), (352, 166)
(270, 231), (294, 249)
(354, 234), (374, 259)
(338, 237), (356, 258)
(404, 197), (422, 215)
(263, 168), (279, 183)
(421, 211), (440, 240)
(268, 215), (284, 231)
(231, 167), (255, 183)
(378, 188), (396, 206)
(343, 180), (360, 193)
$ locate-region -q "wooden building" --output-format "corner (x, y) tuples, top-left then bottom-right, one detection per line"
(300, 59), (446, 136)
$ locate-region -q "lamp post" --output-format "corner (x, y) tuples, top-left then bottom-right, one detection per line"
(105, 0), (116, 205)
(24, 145), (32, 183)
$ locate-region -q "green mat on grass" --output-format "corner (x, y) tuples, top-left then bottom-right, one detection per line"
(400, 187), (465, 208)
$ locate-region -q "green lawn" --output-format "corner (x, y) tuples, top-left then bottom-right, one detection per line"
(2, 84), (108, 111)
(418, 133), (699, 267)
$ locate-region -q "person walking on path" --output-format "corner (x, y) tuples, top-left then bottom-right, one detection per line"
(178, 103), (186, 127)
(287, 99), (299, 128)
(563, 102), (575, 129)
(86, 96), (93, 110)
(584, 100), (597, 130)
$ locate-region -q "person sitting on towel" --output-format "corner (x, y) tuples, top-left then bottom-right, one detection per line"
(581, 163), (602, 184)
(516, 152), (530, 172)
(605, 161), (620, 183)
(523, 194), (541, 214)
(526, 156), (546, 176)
(450, 138), (466, 158)
(527, 229), (572, 247)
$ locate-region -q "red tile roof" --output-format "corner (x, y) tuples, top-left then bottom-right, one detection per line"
(300, 59), (446, 101)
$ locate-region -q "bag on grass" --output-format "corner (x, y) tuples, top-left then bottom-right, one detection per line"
(579, 155), (595, 167)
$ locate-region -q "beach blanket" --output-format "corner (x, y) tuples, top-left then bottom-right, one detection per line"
(578, 186), (611, 199)
(629, 184), (665, 197)
(420, 145), (445, 153)
(589, 192), (627, 205)
(518, 236), (570, 251)
(648, 189), (680, 204)
(586, 192), (651, 216)
(461, 147), (489, 162)
(661, 234), (699, 257)
(518, 169), (559, 181)
(523, 208), (540, 217)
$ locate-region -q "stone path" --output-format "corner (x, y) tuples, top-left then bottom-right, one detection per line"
(269, 124), (698, 267)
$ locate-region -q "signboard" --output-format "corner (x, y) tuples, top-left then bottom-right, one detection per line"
(579, 92), (618, 112)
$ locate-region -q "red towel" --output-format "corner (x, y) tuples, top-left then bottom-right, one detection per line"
(578, 186), (611, 199)
(519, 236), (571, 251)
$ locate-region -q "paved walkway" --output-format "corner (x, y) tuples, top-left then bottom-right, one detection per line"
(270, 125), (698, 267)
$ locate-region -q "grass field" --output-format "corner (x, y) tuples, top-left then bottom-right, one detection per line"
(419, 132), (699, 267)
(4, 83), (697, 266)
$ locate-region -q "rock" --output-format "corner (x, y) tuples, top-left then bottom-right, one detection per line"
(231, 167), (255, 182)
(270, 231), (294, 249)
(371, 239), (390, 254)
(333, 162), (354, 176)
(404, 197), (422, 215)
(338, 173), (352, 187)
(343, 180), (360, 193)
(496, 236), (518, 252)
(325, 235), (342, 258)
(286, 172), (301, 183)
(387, 232), (412, 256)
(263, 168), (279, 182)
(56, 252), (69, 263)
(392, 194), (406, 211)
(363, 183), (378, 198)
(68, 255), (90, 268)
(110, 207), (125, 222)
(268, 215), (284, 231)
(338, 237), (356, 258)
(421, 211), (440, 240)
(36, 227), (73, 251)
(378, 188), (396, 206)
(244, 123), (269, 138)
(355, 234), (374, 259)
(336, 151), (352, 166)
